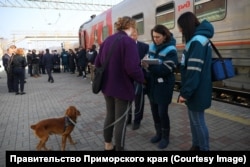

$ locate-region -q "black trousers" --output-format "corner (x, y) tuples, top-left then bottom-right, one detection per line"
(150, 102), (170, 129)
(46, 67), (54, 81)
(79, 65), (87, 77)
(128, 83), (145, 124)
(6, 71), (14, 92)
(28, 64), (33, 76)
(13, 68), (25, 93)
(39, 65), (46, 74)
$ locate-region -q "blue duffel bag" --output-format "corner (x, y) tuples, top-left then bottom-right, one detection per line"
(211, 57), (235, 81)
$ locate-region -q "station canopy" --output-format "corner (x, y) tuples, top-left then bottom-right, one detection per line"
(0, 0), (123, 11)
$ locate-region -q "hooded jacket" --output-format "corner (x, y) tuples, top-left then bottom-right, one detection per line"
(146, 34), (178, 104)
(180, 20), (214, 111)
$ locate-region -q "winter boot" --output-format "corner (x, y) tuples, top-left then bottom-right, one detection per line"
(150, 124), (161, 143)
(158, 128), (170, 149)
(189, 146), (200, 151)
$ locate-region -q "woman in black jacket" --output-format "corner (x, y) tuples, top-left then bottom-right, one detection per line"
(12, 48), (27, 95)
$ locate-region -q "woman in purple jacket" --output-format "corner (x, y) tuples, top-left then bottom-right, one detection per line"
(95, 16), (144, 151)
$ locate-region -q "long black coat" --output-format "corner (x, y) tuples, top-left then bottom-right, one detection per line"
(69, 53), (76, 69)
(77, 49), (87, 67)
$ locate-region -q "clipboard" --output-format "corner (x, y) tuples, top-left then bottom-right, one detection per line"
(141, 59), (160, 65)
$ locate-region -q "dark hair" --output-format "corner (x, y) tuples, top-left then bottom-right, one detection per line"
(92, 44), (96, 50)
(151, 25), (171, 44)
(177, 12), (200, 43)
(45, 49), (49, 53)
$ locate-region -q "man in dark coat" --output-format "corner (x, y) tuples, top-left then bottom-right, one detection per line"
(68, 49), (76, 74)
(31, 49), (40, 77)
(38, 50), (46, 74)
(2, 45), (16, 92)
(87, 44), (98, 83)
(77, 46), (88, 78)
(43, 49), (54, 83)
(26, 50), (33, 76)
(53, 50), (61, 73)
(128, 29), (149, 130)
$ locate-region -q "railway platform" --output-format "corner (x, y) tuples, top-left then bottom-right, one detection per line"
(0, 70), (249, 166)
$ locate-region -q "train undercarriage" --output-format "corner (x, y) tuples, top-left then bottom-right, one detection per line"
(174, 80), (250, 108)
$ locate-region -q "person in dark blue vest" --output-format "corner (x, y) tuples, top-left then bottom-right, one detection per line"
(141, 25), (178, 149)
(177, 12), (214, 151)
(43, 49), (54, 83)
(128, 29), (149, 130)
(61, 49), (69, 72)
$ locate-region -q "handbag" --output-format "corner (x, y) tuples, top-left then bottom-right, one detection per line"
(210, 41), (235, 81)
(92, 66), (105, 94)
(92, 35), (122, 94)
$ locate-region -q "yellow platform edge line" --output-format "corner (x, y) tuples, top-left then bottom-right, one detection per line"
(172, 98), (250, 126)
(205, 109), (250, 126)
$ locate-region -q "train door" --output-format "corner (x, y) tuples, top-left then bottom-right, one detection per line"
(81, 30), (88, 49)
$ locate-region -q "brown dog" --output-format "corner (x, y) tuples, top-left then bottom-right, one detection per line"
(30, 106), (81, 151)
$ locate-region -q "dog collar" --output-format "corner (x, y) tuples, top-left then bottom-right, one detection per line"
(65, 116), (76, 127)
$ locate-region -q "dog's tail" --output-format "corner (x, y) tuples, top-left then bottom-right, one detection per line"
(30, 124), (36, 130)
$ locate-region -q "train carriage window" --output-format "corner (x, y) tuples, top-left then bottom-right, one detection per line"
(156, 3), (174, 29)
(132, 13), (144, 35)
(195, 0), (226, 22)
(102, 26), (109, 41)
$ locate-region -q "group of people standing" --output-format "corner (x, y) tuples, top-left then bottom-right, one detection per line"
(1, 11), (213, 152)
(2, 47), (59, 94)
(2, 45), (27, 95)
(61, 45), (97, 82)
(95, 11), (214, 151)
(1, 45), (98, 94)
(26, 49), (61, 78)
